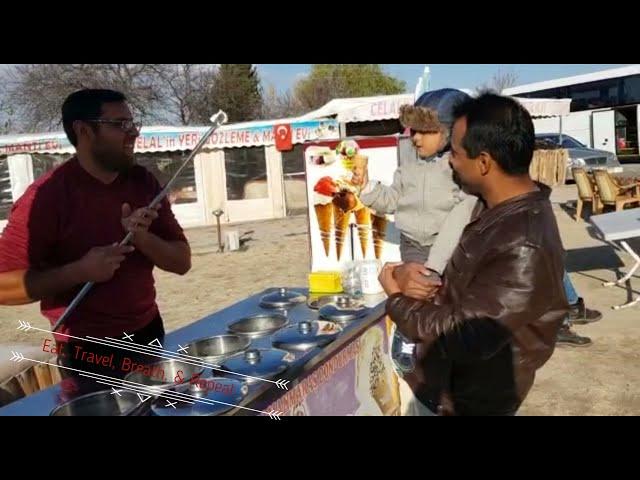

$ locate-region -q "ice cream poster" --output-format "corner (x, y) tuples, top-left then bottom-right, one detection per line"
(305, 138), (402, 272)
(260, 316), (401, 416)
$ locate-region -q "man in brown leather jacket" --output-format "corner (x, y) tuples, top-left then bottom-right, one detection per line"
(379, 92), (569, 416)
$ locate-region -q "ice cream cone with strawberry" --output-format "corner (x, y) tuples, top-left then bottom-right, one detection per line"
(313, 176), (338, 257)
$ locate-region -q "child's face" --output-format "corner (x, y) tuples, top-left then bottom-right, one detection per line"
(411, 130), (445, 158)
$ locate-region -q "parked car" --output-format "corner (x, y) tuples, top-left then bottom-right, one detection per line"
(535, 133), (623, 181)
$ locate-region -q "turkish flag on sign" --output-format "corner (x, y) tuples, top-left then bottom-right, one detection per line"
(274, 124), (293, 151)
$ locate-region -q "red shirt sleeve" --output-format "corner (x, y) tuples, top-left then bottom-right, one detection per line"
(0, 182), (59, 272)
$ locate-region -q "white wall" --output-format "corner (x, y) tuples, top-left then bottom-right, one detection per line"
(7, 154), (34, 202)
(220, 146), (281, 224)
(533, 110), (593, 147)
(1, 154), (34, 232)
(185, 147), (285, 227)
(266, 146), (286, 220)
(532, 117), (560, 135)
(562, 111), (593, 147)
(199, 149), (227, 226)
(169, 152), (208, 229)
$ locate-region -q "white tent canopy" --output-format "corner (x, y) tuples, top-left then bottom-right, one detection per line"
(299, 94), (415, 123)
(514, 97), (571, 118)
(0, 118), (339, 156)
(300, 93), (571, 123)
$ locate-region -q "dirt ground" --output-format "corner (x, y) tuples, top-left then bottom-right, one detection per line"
(1, 186), (639, 415)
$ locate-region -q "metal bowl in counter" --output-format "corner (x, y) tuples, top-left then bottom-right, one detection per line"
(221, 348), (293, 384)
(227, 313), (289, 338)
(150, 377), (248, 416)
(318, 296), (370, 323)
(307, 294), (363, 310)
(124, 358), (205, 395)
(259, 288), (307, 309)
(50, 390), (145, 416)
(272, 320), (342, 352)
(183, 334), (251, 362)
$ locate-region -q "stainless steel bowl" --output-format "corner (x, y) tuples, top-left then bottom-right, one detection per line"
(124, 358), (205, 395)
(307, 294), (361, 310)
(183, 334), (251, 362)
(318, 301), (369, 323)
(259, 288), (307, 309)
(227, 313), (289, 338)
(272, 320), (342, 352)
(150, 378), (249, 417)
(50, 390), (144, 416)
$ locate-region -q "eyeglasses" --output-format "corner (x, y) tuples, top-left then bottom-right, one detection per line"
(86, 119), (142, 132)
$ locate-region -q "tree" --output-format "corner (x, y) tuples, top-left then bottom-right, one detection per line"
(0, 76), (14, 134)
(149, 64), (218, 125)
(0, 64), (224, 132)
(261, 83), (305, 119)
(2, 64), (168, 132)
(477, 69), (519, 94)
(210, 64), (263, 123)
(293, 64), (406, 111)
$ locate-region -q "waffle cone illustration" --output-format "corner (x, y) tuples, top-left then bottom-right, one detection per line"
(363, 328), (399, 416)
(370, 346), (397, 416)
(372, 214), (388, 260)
(334, 204), (351, 260)
(355, 207), (372, 258)
(314, 203), (333, 257)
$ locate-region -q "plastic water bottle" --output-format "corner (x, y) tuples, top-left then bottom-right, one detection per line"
(342, 263), (363, 298)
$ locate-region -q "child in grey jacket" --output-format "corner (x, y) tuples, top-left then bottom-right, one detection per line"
(360, 88), (477, 275)
(357, 89), (477, 387)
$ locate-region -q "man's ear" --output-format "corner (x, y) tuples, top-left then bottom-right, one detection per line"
(477, 151), (493, 176)
(73, 120), (92, 143)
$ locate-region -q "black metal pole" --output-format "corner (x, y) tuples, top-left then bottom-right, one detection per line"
(349, 222), (356, 261)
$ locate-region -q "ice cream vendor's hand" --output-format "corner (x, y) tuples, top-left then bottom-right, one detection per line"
(75, 244), (135, 283)
(379, 262), (403, 296)
(121, 203), (160, 236)
(392, 262), (441, 301)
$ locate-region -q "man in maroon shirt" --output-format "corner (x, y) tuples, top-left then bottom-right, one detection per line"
(0, 89), (191, 388)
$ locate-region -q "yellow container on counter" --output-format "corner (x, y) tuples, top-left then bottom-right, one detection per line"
(308, 271), (343, 293)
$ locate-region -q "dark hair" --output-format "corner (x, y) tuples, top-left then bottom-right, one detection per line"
(62, 89), (127, 146)
(452, 92), (535, 175)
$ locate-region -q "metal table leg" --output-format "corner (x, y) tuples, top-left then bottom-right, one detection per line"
(604, 240), (640, 310)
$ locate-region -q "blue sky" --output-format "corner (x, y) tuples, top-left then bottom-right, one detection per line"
(256, 64), (633, 93)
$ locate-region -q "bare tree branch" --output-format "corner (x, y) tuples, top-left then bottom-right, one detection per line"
(261, 83), (305, 119)
(476, 69), (519, 94)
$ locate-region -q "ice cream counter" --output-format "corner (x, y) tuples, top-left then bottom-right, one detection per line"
(0, 288), (402, 416)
